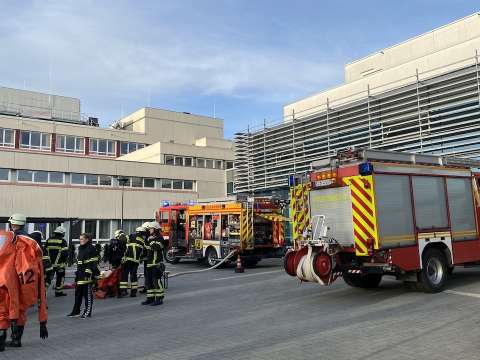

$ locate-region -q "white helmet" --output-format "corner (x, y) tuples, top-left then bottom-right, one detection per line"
(114, 229), (124, 238)
(136, 226), (146, 233)
(141, 222), (151, 229)
(53, 226), (66, 235)
(146, 222), (161, 230)
(8, 213), (27, 226)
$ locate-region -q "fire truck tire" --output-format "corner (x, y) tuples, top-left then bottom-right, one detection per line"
(164, 249), (180, 264)
(418, 248), (447, 293)
(343, 273), (382, 289)
(205, 247), (218, 267)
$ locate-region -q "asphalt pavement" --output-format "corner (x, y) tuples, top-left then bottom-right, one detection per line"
(4, 259), (480, 360)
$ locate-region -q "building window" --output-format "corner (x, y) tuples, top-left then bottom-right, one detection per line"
(71, 173), (85, 185)
(118, 177), (131, 187)
(143, 178), (155, 188)
(85, 174), (99, 186)
(90, 138), (115, 156)
(174, 156), (183, 166)
(197, 158), (205, 168)
(49, 172), (64, 184)
(0, 169), (10, 181)
(227, 182), (234, 194)
(120, 142), (145, 155)
(17, 170), (34, 182)
(215, 160), (223, 169)
(161, 179), (172, 189)
(0, 128), (14, 147)
(183, 180), (194, 190)
(33, 171), (49, 183)
(84, 220), (97, 238)
(99, 175), (112, 186)
(20, 131), (51, 151)
(226, 161), (234, 169)
(131, 177), (143, 188)
(165, 155), (174, 165)
(56, 135), (84, 153)
(71, 220), (82, 239)
(184, 157), (193, 167)
(18, 170), (65, 184)
(206, 159), (214, 169)
(172, 179), (183, 190)
(99, 220), (110, 239)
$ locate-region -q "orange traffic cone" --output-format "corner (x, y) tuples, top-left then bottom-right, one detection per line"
(235, 254), (244, 273)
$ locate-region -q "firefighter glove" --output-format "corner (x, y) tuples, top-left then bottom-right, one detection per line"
(40, 322), (48, 339)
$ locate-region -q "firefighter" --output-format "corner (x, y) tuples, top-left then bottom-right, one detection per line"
(139, 222), (150, 294)
(29, 231), (54, 291)
(1, 214), (48, 351)
(45, 226), (69, 297)
(105, 230), (127, 269)
(118, 226), (145, 298)
(142, 222), (166, 306)
(67, 233), (99, 318)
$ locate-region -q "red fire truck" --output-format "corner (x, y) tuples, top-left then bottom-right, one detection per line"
(284, 148), (480, 292)
(156, 199), (287, 267)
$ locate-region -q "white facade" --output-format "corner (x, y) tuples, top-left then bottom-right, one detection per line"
(0, 88), (234, 242)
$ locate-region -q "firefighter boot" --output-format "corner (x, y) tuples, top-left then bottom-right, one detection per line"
(130, 289), (137, 298)
(141, 298), (153, 305)
(6, 325), (23, 348)
(0, 330), (6, 352)
(150, 297), (163, 306)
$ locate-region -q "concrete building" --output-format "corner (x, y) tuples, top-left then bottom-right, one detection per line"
(234, 13), (480, 193)
(0, 86), (234, 242)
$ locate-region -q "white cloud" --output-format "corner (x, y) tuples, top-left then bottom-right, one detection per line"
(0, 0), (343, 125)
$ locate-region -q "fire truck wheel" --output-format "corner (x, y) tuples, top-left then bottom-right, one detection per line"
(343, 273), (363, 287)
(205, 247), (218, 267)
(164, 249), (180, 264)
(419, 248), (447, 293)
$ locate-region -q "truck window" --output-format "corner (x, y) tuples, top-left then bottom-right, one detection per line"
(447, 178), (477, 241)
(412, 176), (448, 230)
(374, 174), (415, 247)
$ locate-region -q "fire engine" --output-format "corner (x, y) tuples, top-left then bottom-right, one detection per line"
(156, 198), (287, 267)
(284, 148), (480, 292)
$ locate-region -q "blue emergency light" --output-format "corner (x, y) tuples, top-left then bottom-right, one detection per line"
(359, 162), (373, 175)
(162, 200), (170, 207)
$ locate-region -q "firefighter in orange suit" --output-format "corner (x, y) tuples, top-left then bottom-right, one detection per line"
(0, 214), (48, 351)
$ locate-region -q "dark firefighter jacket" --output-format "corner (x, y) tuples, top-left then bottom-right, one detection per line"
(145, 235), (164, 267)
(75, 241), (100, 285)
(45, 237), (68, 268)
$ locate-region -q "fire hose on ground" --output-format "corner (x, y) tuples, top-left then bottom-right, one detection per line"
(168, 249), (239, 278)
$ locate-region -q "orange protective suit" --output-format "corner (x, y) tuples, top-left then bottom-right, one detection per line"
(0, 231), (48, 329)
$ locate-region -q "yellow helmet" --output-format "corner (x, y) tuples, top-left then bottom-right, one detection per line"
(8, 213), (27, 226)
(114, 229), (124, 238)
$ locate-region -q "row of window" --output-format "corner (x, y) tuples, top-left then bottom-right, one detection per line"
(0, 168), (196, 191)
(0, 127), (145, 157)
(164, 155), (234, 170)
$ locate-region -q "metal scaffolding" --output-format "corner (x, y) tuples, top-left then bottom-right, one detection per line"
(234, 51), (480, 193)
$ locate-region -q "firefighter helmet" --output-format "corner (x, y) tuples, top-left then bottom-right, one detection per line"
(136, 226), (146, 233)
(141, 222), (151, 229)
(146, 222), (161, 230)
(114, 229), (124, 238)
(8, 213), (27, 226)
(53, 226), (66, 235)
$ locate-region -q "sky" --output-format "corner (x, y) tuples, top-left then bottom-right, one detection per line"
(0, 1), (479, 138)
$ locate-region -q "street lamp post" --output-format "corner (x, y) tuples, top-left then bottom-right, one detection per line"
(118, 177), (129, 228)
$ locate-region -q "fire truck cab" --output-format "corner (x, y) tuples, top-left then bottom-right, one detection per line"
(284, 148), (480, 292)
(156, 199), (287, 267)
